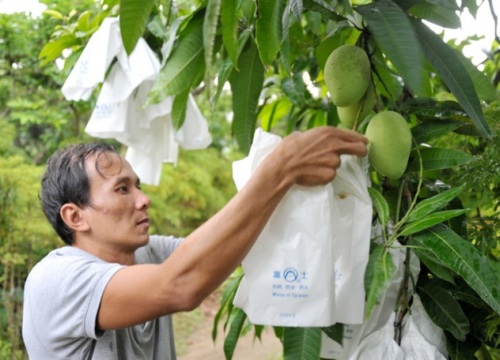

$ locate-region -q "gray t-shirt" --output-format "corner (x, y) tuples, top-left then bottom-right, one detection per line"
(22, 235), (184, 360)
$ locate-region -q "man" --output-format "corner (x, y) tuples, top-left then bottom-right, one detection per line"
(22, 126), (368, 359)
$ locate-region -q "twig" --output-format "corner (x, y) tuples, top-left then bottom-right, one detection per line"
(487, 0), (500, 44)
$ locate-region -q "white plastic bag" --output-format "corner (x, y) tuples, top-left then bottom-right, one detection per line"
(232, 129), (336, 326)
(320, 239), (421, 359)
(174, 95), (212, 150)
(232, 128), (372, 327)
(83, 34), (170, 151)
(323, 294), (446, 360)
(330, 154), (372, 324)
(348, 312), (405, 360)
(124, 115), (177, 186)
(61, 17), (122, 101)
(62, 17), (212, 186)
(400, 294), (447, 360)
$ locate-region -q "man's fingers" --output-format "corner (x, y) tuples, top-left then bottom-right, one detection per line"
(334, 127), (368, 144)
(328, 127), (369, 157)
(332, 135), (368, 157)
(338, 141), (368, 157)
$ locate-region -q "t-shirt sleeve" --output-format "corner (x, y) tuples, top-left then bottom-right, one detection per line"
(23, 251), (123, 357)
(83, 264), (124, 338)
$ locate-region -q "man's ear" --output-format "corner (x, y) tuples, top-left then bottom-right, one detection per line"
(60, 203), (90, 232)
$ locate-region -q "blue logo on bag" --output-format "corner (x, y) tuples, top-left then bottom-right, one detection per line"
(283, 267), (299, 282)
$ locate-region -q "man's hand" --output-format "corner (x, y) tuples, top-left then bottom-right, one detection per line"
(265, 126), (368, 187)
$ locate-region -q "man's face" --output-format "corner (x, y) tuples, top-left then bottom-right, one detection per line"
(82, 152), (151, 251)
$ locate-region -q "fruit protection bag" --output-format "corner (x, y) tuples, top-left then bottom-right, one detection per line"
(330, 152), (372, 324)
(320, 240), (421, 359)
(63, 17), (211, 186)
(232, 128), (372, 327)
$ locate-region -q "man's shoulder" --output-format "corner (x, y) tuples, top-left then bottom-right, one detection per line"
(31, 246), (103, 269)
(27, 246), (120, 287)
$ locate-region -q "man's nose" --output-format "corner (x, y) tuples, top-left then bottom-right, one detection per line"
(137, 191), (151, 209)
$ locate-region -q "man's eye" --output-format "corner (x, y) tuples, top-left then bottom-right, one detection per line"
(117, 186), (128, 193)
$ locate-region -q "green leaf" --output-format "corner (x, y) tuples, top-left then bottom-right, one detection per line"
(414, 226), (500, 314)
(281, 73), (307, 106)
(283, 327), (322, 360)
(39, 35), (80, 66)
(256, 0), (284, 65)
(407, 147), (477, 173)
(77, 11), (93, 32)
(491, 259), (500, 282)
(412, 120), (465, 144)
(368, 187), (390, 227)
(235, 28), (253, 60)
(409, 2), (461, 29)
(418, 281), (470, 341)
(204, 0), (221, 73)
(223, 307), (247, 360)
(254, 324), (264, 340)
(280, 1), (293, 74)
(229, 40), (265, 154)
(356, 0), (427, 96)
(148, 18), (204, 103)
(274, 326), (285, 341)
(394, 0), (421, 11)
(303, 0), (344, 21)
(315, 35), (338, 71)
(287, 0), (303, 21)
(371, 49), (404, 101)
(259, 97), (293, 131)
(212, 271), (243, 341)
(406, 184), (465, 222)
(401, 98), (469, 121)
(413, 246), (456, 284)
(364, 245), (396, 318)
(453, 48), (498, 103)
(448, 286), (486, 308)
(212, 28), (252, 104)
(410, 19), (492, 139)
(147, 15), (169, 39)
(445, 332), (482, 360)
(221, 0), (238, 66)
(212, 57), (234, 108)
(427, 0), (460, 11)
(42, 9), (64, 19)
(171, 90), (190, 130)
(400, 209), (467, 236)
(321, 323), (344, 344)
(120, 0), (155, 55)
(159, 15), (188, 66)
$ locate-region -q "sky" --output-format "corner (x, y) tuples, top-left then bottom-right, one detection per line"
(0, 0), (496, 64)
(0, 0), (47, 16)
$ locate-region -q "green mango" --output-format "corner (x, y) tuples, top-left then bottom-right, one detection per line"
(365, 111), (412, 180)
(337, 82), (376, 129)
(324, 44), (371, 107)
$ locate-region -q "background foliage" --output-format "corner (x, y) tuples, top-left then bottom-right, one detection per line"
(0, 0), (499, 359)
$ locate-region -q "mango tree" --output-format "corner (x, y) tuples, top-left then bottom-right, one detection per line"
(40, 0), (499, 358)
